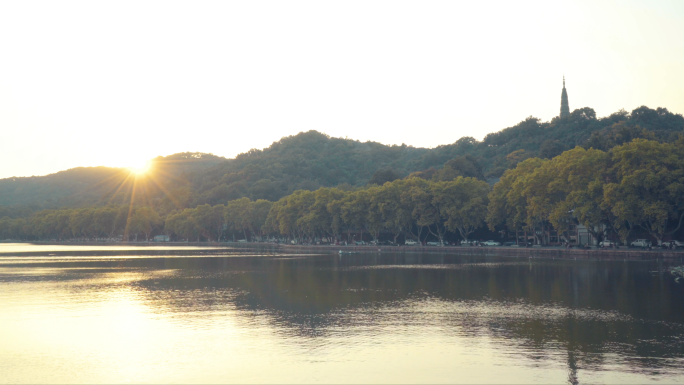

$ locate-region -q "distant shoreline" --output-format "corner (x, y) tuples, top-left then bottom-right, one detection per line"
(1, 241), (683, 261)
(253, 243), (684, 261)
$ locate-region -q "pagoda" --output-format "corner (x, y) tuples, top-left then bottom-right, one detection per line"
(560, 76), (570, 118)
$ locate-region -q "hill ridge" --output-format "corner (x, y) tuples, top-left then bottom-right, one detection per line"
(1, 105), (682, 216)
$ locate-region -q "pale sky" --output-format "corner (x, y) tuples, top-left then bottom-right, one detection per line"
(1, 0), (683, 179)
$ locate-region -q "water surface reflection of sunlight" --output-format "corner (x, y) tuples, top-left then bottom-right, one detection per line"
(0, 243), (228, 254)
(0, 253), (683, 384)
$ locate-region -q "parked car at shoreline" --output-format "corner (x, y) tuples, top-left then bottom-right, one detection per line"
(630, 239), (652, 248)
(482, 240), (501, 246)
(405, 239), (419, 246)
(460, 240), (476, 246)
(426, 241), (446, 246)
(379, 240), (397, 246)
(354, 241), (366, 245)
(503, 241), (516, 246)
(370, 240), (396, 246)
(599, 240), (619, 248)
(658, 240), (683, 249)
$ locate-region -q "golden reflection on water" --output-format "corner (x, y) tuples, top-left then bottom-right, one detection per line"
(0, 251), (683, 384)
(0, 243), (229, 253)
(0, 254), (315, 265)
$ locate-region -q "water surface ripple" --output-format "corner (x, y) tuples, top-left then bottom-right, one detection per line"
(1, 245), (683, 384)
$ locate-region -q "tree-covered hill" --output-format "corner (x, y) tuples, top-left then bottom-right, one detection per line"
(185, 106), (684, 205)
(411, 106), (684, 179)
(0, 167), (123, 208)
(189, 131), (429, 204)
(1, 105), (682, 216)
(0, 152), (227, 210)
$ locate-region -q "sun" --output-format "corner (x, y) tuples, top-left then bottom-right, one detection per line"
(129, 160), (151, 175)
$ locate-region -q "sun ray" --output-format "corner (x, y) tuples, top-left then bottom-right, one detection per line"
(93, 171), (134, 205)
(106, 172), (135, 206)
(146, 172), (185, 210)
(61, 169), (131, 207)
(123, 176), (139, 241)
(145, 162), (191, 185)
(83, 169), (130, 194)
(136, 177), (152, 209)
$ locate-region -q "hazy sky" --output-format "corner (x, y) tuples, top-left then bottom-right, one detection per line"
(1, 0), (683, 179)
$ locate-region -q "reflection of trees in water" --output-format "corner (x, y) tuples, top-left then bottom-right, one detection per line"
(59, 253), (684, 373)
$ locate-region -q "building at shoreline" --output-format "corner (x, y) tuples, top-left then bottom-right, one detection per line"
(560, 76), (570, 118)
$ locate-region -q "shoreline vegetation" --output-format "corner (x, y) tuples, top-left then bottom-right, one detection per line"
(2, 139), (684, 248)
(2, 241), (683, 260)
(1, 107), (684, 249)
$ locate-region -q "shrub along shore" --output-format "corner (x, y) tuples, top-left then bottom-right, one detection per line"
(3, 241), (683, 261)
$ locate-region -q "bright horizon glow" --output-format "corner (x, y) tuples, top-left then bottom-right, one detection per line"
(128, 161), (151, 176)
(1, 0), (684, 178)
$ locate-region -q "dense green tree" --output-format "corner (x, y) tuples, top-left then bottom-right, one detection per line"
(297, 188), (343, 240)
(70, 208), (94, 238)
(546, 148), (612, 242)
(487, 158), (545, 233)
(397, 178), (430, 242)
(226, 198), (254, 240)
(433, 155), (485, 181)
(539, 140), (564, 159)
(370, 181), (409, 243)
(10, 218), (28, 240)
(341, 190), (373, 242)
(165, 209), (201, 242)
(584, 122), (655, 151)
(605, 139), (684, 243)
(0, 217), (14, 239)
(406, 168), (437, 180)
(405, 178), (441, 243)
(93, 206), (120, 238)
(368, 169), (401, 185)
(432, 177), (490, 241)
(130, 206), (162, 241)
(250, 200), (272, 239)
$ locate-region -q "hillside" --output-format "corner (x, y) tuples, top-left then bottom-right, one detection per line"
(0, 167), (123, 208)
(0, 153), (227, 210)
(183, 105), (684, 206)
(411, 106), (684, 179)
(189, 131), (429, 204)
(1, 105), (682, 216)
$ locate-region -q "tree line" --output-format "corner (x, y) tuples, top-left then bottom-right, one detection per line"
(0, 176), (490, 244)
(487, 138), (684, 244)
(2, 138), (684, 245)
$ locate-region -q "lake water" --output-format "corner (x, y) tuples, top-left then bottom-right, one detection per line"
(0, 243), (226, 253)
(1, 244), (683, 384)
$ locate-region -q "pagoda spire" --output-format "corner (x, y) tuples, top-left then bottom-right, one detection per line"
(560, 76), (570, 118)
